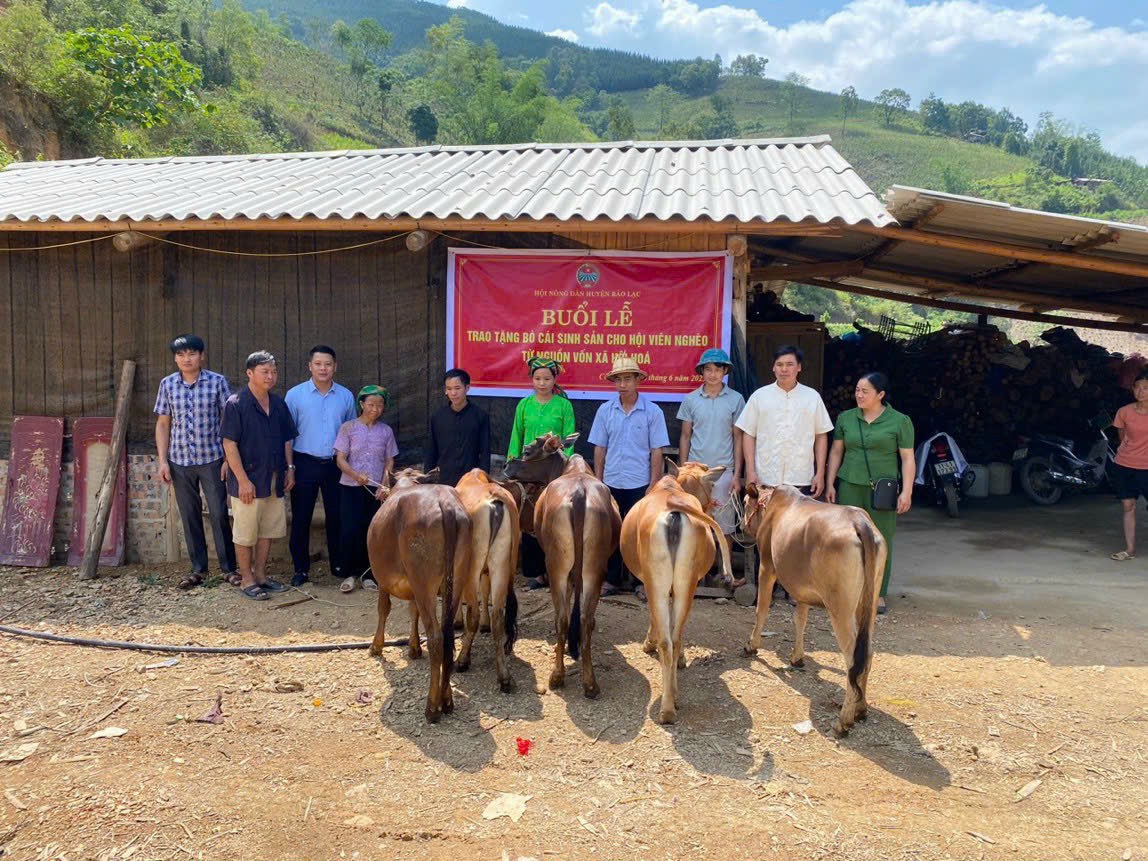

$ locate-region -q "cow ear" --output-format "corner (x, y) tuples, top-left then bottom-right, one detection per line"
(561, 432), (579, 449)
(704, 465), (726, 486)
(420, 467), (441, 484)
(665, 458), (679, 477)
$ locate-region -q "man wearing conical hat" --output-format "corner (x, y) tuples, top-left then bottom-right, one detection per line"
(588, 356), (670, 599)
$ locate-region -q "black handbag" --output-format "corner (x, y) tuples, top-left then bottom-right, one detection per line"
(857, 416), (900, 511)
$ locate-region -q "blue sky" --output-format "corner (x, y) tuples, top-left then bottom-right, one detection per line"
(434, 0), (1148, 163)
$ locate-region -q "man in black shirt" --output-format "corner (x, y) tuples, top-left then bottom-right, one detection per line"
(425, 368), (490, 486)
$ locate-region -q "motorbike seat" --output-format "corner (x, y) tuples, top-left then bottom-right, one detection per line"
(1038, 435), (1075, 448)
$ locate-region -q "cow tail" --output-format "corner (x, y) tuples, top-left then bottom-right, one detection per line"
(848, 519), (879, 701)
(566, 485), (586, 660)
(441, 501), (457, 668)
(489, 499), (518, 650)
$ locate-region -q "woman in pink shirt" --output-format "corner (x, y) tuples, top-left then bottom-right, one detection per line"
(1110, 374), (1148, 560)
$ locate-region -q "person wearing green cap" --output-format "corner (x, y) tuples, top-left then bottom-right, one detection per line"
(677, 348), (746, 580)
(508, 356), (577, 590)
(333, 386), (397, 593)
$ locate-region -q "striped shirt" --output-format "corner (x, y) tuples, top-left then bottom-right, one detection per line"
(153, 369), (232, 467)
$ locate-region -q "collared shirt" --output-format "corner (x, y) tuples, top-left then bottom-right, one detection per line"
(588, 393), (671, 490)
(834, 406), (914, 486)
(221, 386), (298, 498)
(285, 380), (356, 457)
(508, 395), (576, 458)
(153, 369), (232, 467)
(425, 401), (491, 487)
(334, 419), (398, 487)
(735, 382), (833, 486)
(676, 384), (746, 467)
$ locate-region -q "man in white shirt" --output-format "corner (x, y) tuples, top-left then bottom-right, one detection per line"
(736, 345), (834, 496)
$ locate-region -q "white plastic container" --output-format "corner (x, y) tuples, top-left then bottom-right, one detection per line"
(965, 464), (990, 498)
(988, 462), (1013, 496)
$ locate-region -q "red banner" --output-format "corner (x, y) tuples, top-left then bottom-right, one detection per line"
(446, 250), (732, 400)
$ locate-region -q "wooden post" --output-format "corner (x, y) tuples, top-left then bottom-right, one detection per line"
(79, 360), (136, 580)
(726, 234), (758, 603)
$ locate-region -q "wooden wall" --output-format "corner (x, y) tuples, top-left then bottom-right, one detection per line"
(0, 228), (727, 463)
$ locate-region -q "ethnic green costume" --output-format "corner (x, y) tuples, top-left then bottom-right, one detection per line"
(507, 395), (576, 458)
(833, 405), (914, 597)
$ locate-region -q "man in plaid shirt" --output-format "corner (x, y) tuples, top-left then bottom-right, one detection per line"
(154, 334), (240, 589)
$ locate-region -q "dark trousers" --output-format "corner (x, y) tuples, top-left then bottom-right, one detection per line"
(169, 458), (237, 575)
(339, 484), (379, 582)
(290, 453), (344, 577)
(521, 533), (546, 581)
(606, 485), (648, 588)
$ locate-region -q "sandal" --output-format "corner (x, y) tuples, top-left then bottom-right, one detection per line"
(600, 583), (621, 597)
(340, 576), (357, 593)
(876, 598), (888, 615)
(260, 578), (287, 593)
(240, 584), (268, 601)
(179, 572), (206, 590)
(222, 571), (242, 587)
(1110, 550), (1136, 561)
(634, 585), (647, 603)
(525, 577), (549, 591)
(361, 574), (378, 591)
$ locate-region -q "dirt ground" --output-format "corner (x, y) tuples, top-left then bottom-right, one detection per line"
(0, 494), (1145, 860)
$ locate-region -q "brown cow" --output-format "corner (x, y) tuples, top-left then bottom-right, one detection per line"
(367, 467), (472, 723)
(454, 468), (521, 692)
(741, 483), (886, 736)
(620, 461), (732, 724)
(505, 433), (619, 698)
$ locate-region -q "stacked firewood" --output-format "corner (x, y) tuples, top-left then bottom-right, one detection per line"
(822, 323), (1132, 461)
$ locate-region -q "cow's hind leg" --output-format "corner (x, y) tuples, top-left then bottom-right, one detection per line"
(648, 580), (676, 724)
(369, 590), (393, 657)
(789, 603), (809, 668)
(414, 591), (445, 723)
(578, 560), (605, 699)
(408, 602), (422, 659)
(744, 553), (776, 655)
(479, 571), (492, 633)
(547, 545), (573, 690)
(826, 604), (870, 735)
(455, 580), (480, 673)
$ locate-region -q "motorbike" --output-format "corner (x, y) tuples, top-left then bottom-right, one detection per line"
(1012, 413), (1115, 505)
(917, 433), (975, 517)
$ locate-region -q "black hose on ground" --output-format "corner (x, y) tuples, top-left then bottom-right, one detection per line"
(0, 624), (411, 655)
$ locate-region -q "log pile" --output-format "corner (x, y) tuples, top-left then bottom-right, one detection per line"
(823, 323), (1134, 461)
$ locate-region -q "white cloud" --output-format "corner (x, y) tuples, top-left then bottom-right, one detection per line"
(446, 0), (468, 7)
(586, 2), (641, 37)
(546, 28), (581, 42)
(638, 0), (1148, 162)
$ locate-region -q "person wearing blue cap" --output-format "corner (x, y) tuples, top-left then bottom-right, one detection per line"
(677, 348), (746, 579)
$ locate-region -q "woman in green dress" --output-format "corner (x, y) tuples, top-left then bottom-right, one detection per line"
(825, 372), (915, 614)
(508, 356), (577, 589)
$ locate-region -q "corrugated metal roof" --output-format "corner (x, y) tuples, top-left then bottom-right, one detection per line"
(886, 186), (1148, 262)
(0, 137), (894, 228)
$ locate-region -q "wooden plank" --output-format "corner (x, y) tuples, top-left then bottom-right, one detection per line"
(0, 416), (65, 566)
(43, 242), (65, 419)
(61, 238), (87, 417)
(67, 417), (127, 566)
(14, 238), (45, 415)
(90, 237), (115, 417)
(0, 233), (14, 432)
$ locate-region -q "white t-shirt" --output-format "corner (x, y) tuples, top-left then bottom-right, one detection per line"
(735, 382), (833, 486)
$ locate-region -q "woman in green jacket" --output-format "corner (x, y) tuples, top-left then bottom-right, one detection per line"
(508, 356), (576, 589)
(826, 371), (915, 614)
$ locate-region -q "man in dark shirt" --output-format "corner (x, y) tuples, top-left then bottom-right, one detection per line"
(221, 351), (298, 600)
(425, 368), (490, 486)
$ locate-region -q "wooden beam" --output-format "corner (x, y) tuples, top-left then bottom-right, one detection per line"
(0, 216), (845, 236)
(756, 244), (1148, 321)
(862, 203), (944, 265)
(803, 278), (1148, 334)
(974, 226), (1120, 280)
(848, 223), (1148, 280)
(750, 260), (863, 282)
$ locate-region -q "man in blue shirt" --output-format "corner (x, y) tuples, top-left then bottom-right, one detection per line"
(155, 334), (239, 590)
(221, 351), (298, 600)
(589, 357), (670, 597)
(285, 345), (357, 587)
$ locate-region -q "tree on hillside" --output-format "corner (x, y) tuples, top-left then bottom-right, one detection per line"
(874, 87), (910, 126)
(705, 93), (738, 138)
(647, 83), (680, 137)
(207, 0), (261, 80)
(408, 104), (437, 144)
(65, 26), (204, 128)
(728, 54), (768, 77)
(918, 92), (950, 134)
(606, 97), (636, 140)
(780, 72), (809, 129)
(672, 56), (721, 96)
(838, 85), (858, 138)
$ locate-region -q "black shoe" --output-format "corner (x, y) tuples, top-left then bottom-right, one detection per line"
(290, 572), (309, 587)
